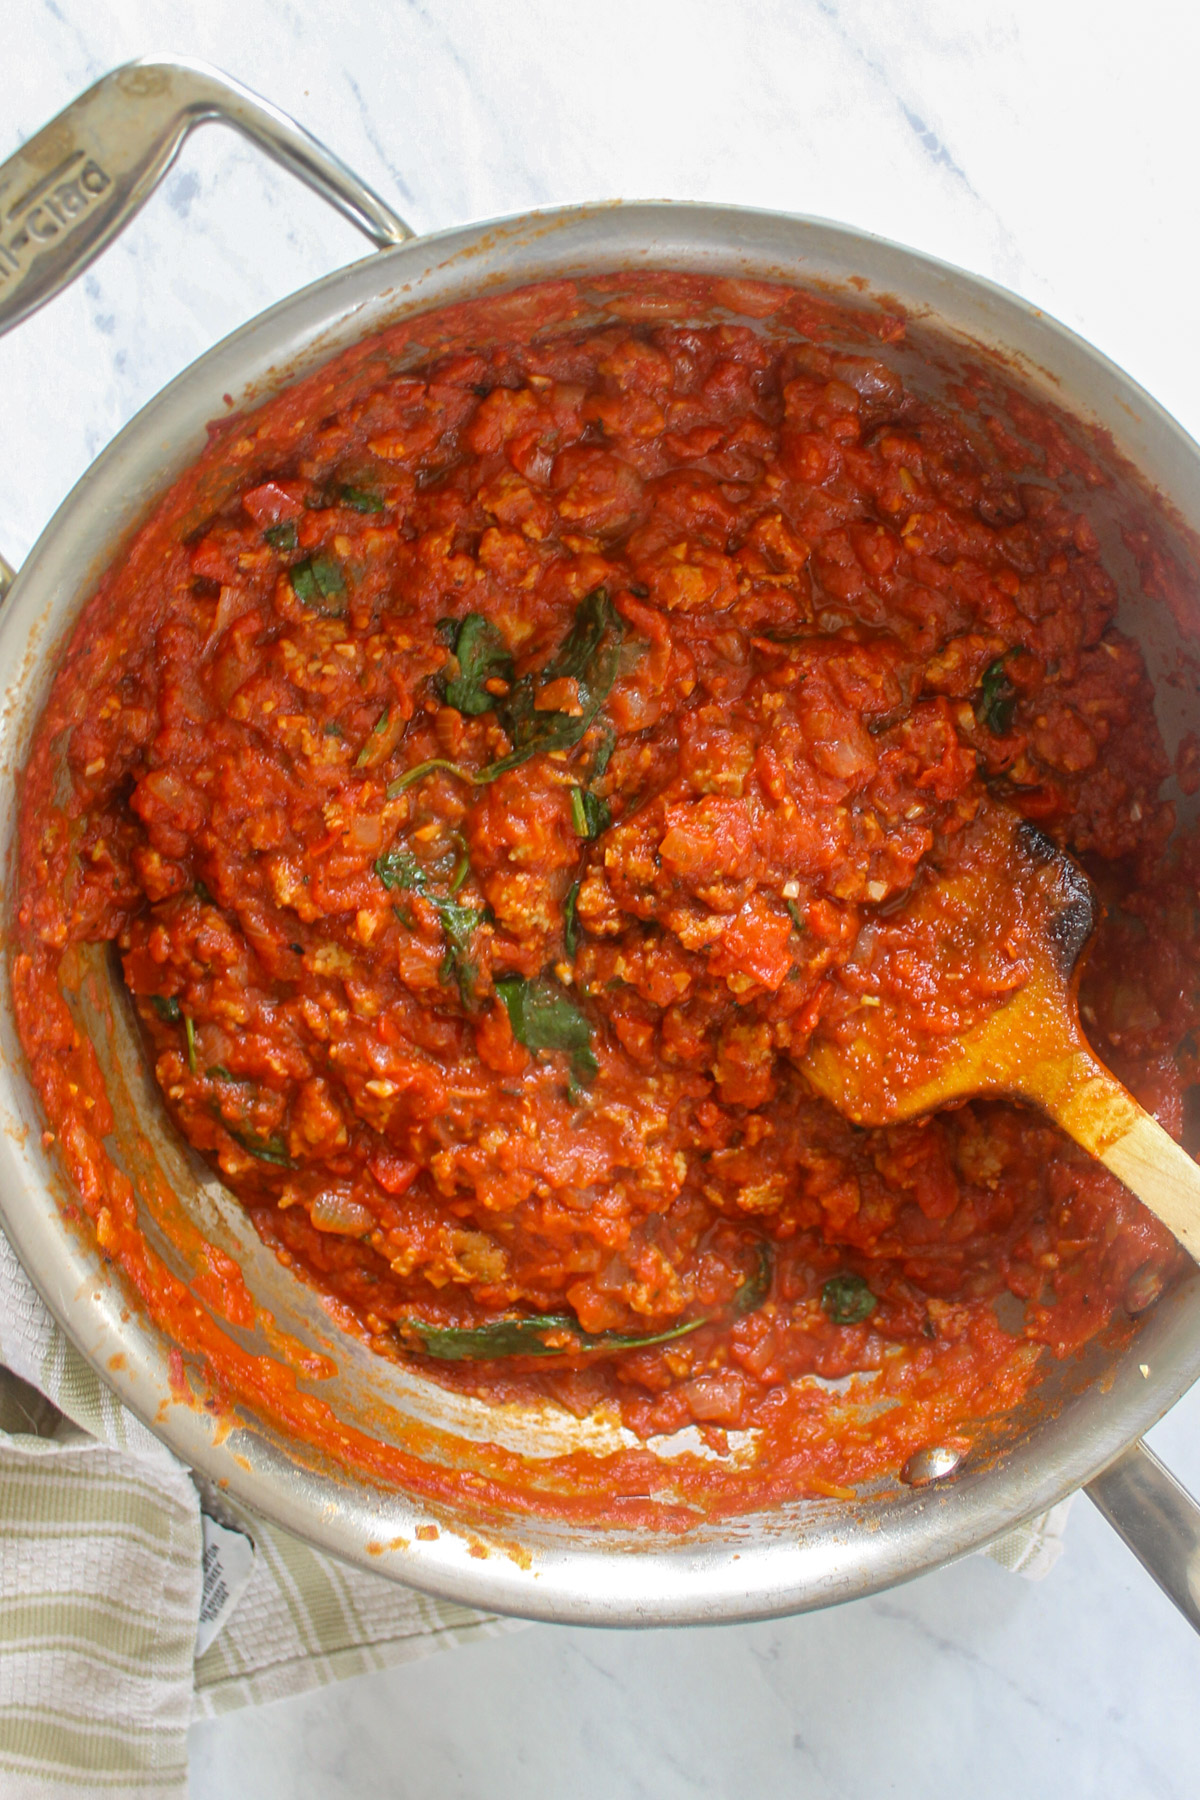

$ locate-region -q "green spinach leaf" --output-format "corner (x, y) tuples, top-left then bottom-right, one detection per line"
(563, 880), (581, 957)
(385, 594), (627, 796)
(386, 758), (481, 798)
(434, 898), (482, 1005)
(374, 849), (480, 1000)
(732, 1242), (774, 1317)
(975, 656), (1017, 735)
(355, 707), (392, 768)
(291, 553), (346, 612)
(340, 485), (385, 513)
(442, 615), (513, 716)
(570, 786), (611, 839)
(396, 1311), (707, 1362)
(397, 1240), (772, 1361)
(546, 587), (621, 686)
(478, 589), (624, 780)
(375, 850), (427, 892)
(590, 723), (617, 781)
(820, 1272), (877, 1325)
(495, 974), (596, 1084)
(224, 1123), (295, 1168)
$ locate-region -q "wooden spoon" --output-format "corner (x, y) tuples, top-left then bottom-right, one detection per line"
(801, 804), (1200, 1260)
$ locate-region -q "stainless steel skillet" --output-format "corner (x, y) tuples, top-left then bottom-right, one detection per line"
(1, 56), (1199, 1629)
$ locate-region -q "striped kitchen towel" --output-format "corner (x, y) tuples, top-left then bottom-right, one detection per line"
(0, 1228), (517, 1799)
(0, 1403), (203, 1798)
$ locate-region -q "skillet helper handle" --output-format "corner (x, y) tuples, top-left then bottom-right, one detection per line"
(0, 55), (412, 337)
(1085, 1440), (1200, 1633)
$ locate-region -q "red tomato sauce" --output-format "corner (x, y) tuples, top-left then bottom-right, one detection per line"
(12, 273), (1191, 1518)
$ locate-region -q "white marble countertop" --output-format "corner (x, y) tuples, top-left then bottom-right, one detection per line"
(5, 2), (1200, 1794)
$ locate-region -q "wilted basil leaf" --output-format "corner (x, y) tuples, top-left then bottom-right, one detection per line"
(150, 995), (181, 1022)
(264, 521), (298, 552)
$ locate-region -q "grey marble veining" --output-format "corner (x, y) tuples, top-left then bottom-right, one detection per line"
(4, 3), (1200, 1795)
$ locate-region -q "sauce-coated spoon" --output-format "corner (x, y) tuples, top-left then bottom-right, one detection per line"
(802, 805), (1200, 1260)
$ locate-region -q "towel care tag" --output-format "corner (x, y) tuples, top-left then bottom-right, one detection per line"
(195, 1510), (256, 1656)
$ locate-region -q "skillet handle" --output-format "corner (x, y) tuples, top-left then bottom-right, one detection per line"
(1085, 1439), (1200, 1633)
(0, 55), (412, 337)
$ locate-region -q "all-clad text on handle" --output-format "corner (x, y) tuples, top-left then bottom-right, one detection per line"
(0, 56), (412, 336)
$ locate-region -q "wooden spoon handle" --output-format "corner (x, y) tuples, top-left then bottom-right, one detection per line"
(1094, 1109), (1200, 1261)
(1025, 1042), (1200, 1260)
